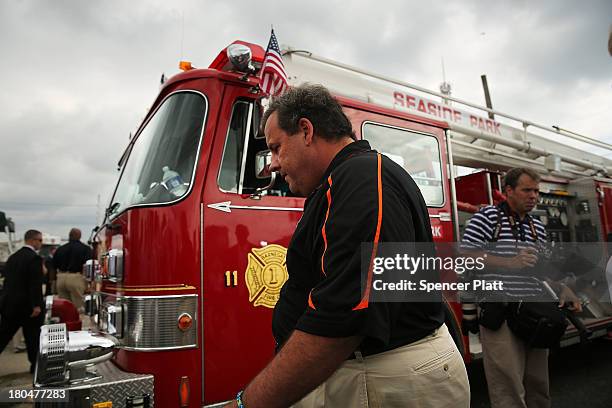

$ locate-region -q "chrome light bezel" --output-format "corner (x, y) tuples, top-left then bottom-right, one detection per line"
(83, 259), (99, 281)
(108, 249), (123, 282)
(84, 293), (101, 318)
(227, 43), (254, 73)
(101, 249), (124, 282)
(99, 302), (123, 338)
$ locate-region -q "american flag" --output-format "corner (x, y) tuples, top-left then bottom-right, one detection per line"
(259, 29), (288, 96)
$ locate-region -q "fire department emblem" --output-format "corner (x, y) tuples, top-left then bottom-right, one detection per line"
(246, 244), (288, 308)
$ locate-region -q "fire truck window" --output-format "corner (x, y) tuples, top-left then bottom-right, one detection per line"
(218, 100), (291, 196)
(109, 92), (207, 217)
(218, 102), (250, 193)
(362, 122), (444, 206)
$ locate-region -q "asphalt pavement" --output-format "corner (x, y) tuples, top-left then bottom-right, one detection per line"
(1, 331), (610, 407)
(0, 346), (31, 408)
(469, 337), (612, 407)
(0, 316), (91, 407)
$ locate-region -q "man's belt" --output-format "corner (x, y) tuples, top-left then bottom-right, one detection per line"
(346, 329), (436, 360)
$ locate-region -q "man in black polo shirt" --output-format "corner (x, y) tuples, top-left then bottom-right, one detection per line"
(226, 84), (470, 408)
(53, 228), (92, 312)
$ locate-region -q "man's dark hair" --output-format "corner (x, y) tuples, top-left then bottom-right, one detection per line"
(261, 84), (356, 140)
(24, 229), (42, 241)
(503, 167), (541, 189)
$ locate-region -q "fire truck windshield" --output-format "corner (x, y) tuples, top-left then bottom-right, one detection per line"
(109, 91), (208, 218)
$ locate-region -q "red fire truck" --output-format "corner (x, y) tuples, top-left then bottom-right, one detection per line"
(33, 40), (612, 407)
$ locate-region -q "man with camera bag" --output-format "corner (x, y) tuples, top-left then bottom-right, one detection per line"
(462, 167), (581, 408)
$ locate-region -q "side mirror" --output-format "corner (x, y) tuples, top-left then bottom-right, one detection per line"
(251, 150), (277, 200)
(255, 150), (273, 179)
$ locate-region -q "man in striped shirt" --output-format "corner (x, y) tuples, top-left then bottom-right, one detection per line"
(462, 167), (581, 408)
(463, 169), (548, 301)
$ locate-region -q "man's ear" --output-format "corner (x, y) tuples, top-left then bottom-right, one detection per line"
(298, 118), (315, 145)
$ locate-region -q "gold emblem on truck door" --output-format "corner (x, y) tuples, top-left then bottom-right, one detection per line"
(246, 244), (288, 308)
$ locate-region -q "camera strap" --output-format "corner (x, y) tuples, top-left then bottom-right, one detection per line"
(492, 202), (538, 245)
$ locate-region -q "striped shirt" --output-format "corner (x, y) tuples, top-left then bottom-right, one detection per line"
(462, 203), (549, 299)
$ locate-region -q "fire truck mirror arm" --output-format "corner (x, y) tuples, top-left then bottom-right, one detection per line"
(251, 172), (278, 200)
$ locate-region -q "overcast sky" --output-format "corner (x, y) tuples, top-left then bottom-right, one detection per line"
(0, 0), (610, 241)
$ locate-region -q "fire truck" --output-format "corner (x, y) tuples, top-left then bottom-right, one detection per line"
(33, 40), (612, 407)
(0, 211), (16, 267)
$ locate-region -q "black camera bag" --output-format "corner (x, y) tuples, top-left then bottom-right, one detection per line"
(478, 302), (508, 330)
(506, 301), (568, 348)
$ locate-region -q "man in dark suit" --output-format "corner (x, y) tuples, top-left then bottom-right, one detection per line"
(0, 229), (45, 374)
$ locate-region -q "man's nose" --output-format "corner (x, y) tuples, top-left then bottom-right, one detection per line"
(269, 155), (280, 172)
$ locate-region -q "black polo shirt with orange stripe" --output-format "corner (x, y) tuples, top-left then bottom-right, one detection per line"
(272, 140), (444, 355)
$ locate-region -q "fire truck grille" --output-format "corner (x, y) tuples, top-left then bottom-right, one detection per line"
(122, 295), (198, 350)
(36, 323), (68, 385)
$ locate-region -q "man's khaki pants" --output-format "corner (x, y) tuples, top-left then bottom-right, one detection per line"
(293, 324), (470, 408)
(480, 321), (550, 408)
(56, 272), (86, 312)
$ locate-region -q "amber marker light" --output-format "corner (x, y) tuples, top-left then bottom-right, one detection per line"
(179, 61), (194, 71)
(179, 376), (190, 407)
(178, 313), (193, 332)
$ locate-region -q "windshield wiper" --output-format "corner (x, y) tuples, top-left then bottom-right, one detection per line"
(117, 134), (135, 170)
